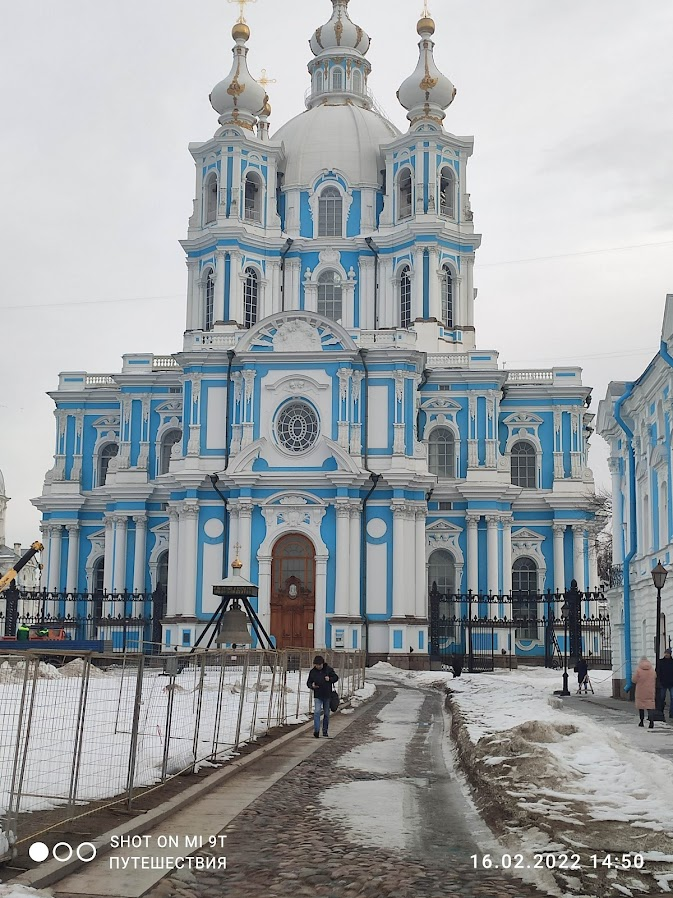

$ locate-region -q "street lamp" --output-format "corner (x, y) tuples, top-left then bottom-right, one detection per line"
(652, 560), (668, 667)
(556, 599), (571, 696)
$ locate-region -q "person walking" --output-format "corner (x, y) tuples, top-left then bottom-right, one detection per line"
(657, 647), (673, 718)
(633, 656), (657, 729)
(307, 655), (339, 738)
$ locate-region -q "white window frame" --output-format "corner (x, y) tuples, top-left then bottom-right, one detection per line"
(439, 165), (456, 219)
(427, 424), (458, 479)
(397, 167), (413, 221)
(204, 172), (218, 225)
(243, 170), (264, 224)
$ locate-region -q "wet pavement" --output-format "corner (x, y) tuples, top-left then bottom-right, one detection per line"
(143, 681), (549, 898)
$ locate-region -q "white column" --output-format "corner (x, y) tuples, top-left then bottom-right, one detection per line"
(227, 504), (240, 573)
(467, 515), (479, 593)
(486, 515), (499, 597)
(335, 502), (351, 616)
(502, 516), (513, 595)
(237, 502), (253, 579)
(133, 515), (147, 594)
(404, 509), (416, 612)
(428, 247), (441, 321)
(349, 505), (361, 618)
(257, 556), (272, 640)
(230, 250), (243, 323)
(167, 508), (180, 615)
(269, 260), (282, 315)
(113, 515), (128, 594)
(179, 502), (199, 616)
(186, 258), (200, 331)
(65, 524), (79, 594)
(608, 457), (624, 563)
(47, 525), (63, 592)
(553, 523), (566, 593)
(103, 516), (114, 594)
(392, 503), (406, 617)
(415, 507), (427, 619)
(412, 247), (424, 321)
(380, 256), (394, 327)
(572, 524), (585, 591)
(315, 557), (328, 648)
(214, 249), (227, 323)
(587, 528), (598, 592)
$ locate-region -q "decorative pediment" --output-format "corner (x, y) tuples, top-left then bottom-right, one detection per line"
(154, 401), (183, 415)
(651, 444), (668, 470)
(236, 312), (357, 354)
(92, 415), (120, 431)
(512, 528), (543, 542)
(426, 519), (464, 566)
(503, 413), (544, 427)
(421, 397), (462, 412)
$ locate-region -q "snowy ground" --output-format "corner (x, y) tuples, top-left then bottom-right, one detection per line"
(372, 662), (673, 897)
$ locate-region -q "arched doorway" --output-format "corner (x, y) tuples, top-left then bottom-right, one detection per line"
(270, 534), (316, 649)
(152, 550), (169, 648)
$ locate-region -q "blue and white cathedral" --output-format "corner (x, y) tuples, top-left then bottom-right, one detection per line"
(34, 1), (600, 658)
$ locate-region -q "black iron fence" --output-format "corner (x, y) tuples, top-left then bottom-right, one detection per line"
(0, 587), (163, 653)
(429, 585), (610, 673)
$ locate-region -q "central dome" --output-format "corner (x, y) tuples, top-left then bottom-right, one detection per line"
(273, 103), (399, 189)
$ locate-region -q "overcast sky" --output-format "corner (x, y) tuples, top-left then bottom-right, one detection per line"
(1, 0), (672, 547)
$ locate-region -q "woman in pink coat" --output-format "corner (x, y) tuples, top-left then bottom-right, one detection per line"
(633, 656), (657, 728)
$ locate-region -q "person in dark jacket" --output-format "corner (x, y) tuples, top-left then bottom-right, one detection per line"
(574, 656), (589, 694)
(306, 655), (339, 738)
(657, 647), (673, 718)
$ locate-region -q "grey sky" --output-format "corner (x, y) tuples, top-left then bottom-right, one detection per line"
(1, 0), (672, 546)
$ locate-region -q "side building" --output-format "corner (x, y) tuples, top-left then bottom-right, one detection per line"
(33, 2), (600, 660)
(598, 294), (673, 696)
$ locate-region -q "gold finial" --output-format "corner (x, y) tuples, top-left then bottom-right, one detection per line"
(258, 68), (277, 89)
(228, 0), (256, 23)
(422, 0), (431, 15)
(417, 1), (436, 37)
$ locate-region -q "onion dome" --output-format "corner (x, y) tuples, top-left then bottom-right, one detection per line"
(310, 0), (370, 57)
(397, 14), (456, 129)
(210, 23), (268, 130)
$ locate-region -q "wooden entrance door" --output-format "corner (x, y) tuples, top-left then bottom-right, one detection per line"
(270, 534), (316, 649)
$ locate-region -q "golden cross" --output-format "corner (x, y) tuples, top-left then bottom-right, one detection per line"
(421, 0), (431, 16)
(228, 0), (256, 23)
(233, 542), (242, 557)
(258, 68), (277, 89)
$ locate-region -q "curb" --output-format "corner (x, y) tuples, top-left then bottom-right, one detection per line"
(13, 696), (365, 892)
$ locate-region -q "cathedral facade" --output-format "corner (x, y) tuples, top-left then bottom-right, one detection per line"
(34, 1), (599, 657)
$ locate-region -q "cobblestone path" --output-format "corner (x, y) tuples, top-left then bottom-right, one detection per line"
(146, 684), (549, 898)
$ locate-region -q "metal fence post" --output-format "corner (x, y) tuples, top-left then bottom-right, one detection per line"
(125, 655), (145, 808)
(67, 654), (93, 814)
(233, 652), (250, 751)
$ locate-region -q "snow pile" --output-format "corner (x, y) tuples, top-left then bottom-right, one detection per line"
(59, 658), (109, 678)
(373, 663), (673, 895)
(0, 887), (55, 898)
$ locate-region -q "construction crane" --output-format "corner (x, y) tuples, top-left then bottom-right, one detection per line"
(0, 541), (43, 593)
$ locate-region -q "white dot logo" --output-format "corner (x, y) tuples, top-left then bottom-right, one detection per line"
(27, 841), (97, 863)
(28, 842), (49, 863)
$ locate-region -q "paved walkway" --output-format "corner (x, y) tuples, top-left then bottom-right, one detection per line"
(559, 687), (673, 763)
(133, 681), (547, 898)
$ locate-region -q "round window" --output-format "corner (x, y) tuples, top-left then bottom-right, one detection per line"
(276, 401), (319, 453)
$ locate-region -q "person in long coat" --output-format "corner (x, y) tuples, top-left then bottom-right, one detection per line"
(633, 656), (657, 729)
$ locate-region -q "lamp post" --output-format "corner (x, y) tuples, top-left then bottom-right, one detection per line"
(556, 598), (570, 696)
(652, 561), (668, 708)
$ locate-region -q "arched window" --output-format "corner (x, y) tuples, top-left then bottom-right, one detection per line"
(98, 443), (118, 487)
(428, 427), (455, 478)
(398, 168), (413, 221)
(318, 186), (343, 237)
(512, 557), (538, 639)
(159, 429), (182, 475)
(317, 270), (342, 321)
(441, 265), (453, 329)
(244, 171), (262, 223)
(511, 440), (536, 488)
(244, 267), (259, 328)
(316, 70), (324, 94)
(93, 556), (105, 596)
(439, 166), (455, 218)
(352, 69), (363, 95)
(204, 269), (215, 331)
(204, 173), (218, 225)
(332, 68), (344, 91)
(660, 480), (668, 548)
(400, 265), (412, 329)
(428, 549), (456, 596)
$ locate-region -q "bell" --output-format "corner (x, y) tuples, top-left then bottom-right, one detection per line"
(216, 605), (251, 646)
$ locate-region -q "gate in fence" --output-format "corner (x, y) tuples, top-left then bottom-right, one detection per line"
(429, 584), (610, 673)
